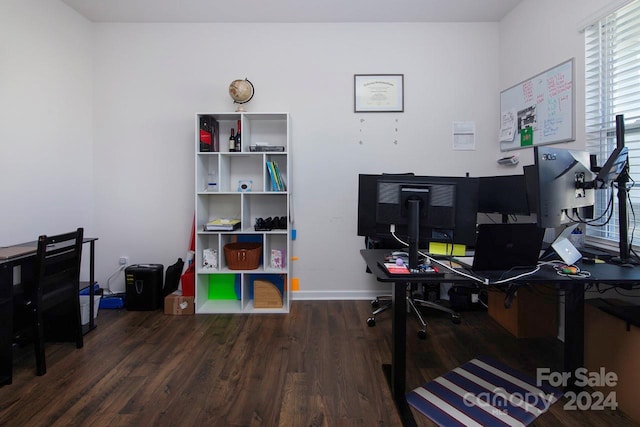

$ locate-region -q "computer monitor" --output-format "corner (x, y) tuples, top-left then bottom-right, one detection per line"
(477, 174), (531, 222)
(523, 165), (538, 215)
(357, 174), (479, 267)
(533, 146), (595, 228)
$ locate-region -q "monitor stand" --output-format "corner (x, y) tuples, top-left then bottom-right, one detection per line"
(407, 199), (420, 270)
(610, 114), (637, 267)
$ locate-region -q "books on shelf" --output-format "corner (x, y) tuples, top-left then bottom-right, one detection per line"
(266, 161), (286, 191)
(205, 218), (241, 231)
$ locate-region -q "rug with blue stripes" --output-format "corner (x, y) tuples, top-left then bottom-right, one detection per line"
(406, 356), (564, 426)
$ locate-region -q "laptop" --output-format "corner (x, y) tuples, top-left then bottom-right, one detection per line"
(550, 224), (582, 265)
(539, 223), (583, 264)
(472, 223), (545, 271)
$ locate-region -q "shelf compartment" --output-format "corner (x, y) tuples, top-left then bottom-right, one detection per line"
(243, 193), (288, 231)
(196, 154), (219, 193)
(265, 154), (288, 193)
(211, 114), (241, 154)
(244, 113), (289, 152)
(221, 154), (265, 192)
(196, 194), (241, 230)
(264, 234), (288, 271)
(244, 273), (287, 310)
(195, 273), (241, 313)
(195, 234), (220, 271)
(197, 298), (242, 313)
(208, 273), (240, 299)
(220, 234), (264, 271)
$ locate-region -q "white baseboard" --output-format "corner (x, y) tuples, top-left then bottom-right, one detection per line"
(292, 290), (387, 301)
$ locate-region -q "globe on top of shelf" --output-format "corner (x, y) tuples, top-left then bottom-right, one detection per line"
(229, 78), (255, 112)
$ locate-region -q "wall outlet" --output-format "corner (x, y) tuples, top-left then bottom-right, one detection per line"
(119, 256), (129, 266)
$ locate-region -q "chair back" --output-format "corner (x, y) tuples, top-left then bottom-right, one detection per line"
(31, 228), (84, 310)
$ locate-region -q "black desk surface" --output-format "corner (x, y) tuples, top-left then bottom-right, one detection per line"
(0, 237), (98, 265)
(361, 248), (640, 286)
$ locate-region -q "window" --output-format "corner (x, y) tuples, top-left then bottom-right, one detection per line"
(584, 0), (640, 251)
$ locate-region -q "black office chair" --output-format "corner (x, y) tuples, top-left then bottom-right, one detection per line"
(368, 283), (461, 339)
(365, 237), (461, 339)
(15, 228), (84, 375)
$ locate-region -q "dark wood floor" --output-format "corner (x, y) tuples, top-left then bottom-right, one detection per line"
(0, 300), (636, 426)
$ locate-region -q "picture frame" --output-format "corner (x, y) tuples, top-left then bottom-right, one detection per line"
(354, 74), (404, 112)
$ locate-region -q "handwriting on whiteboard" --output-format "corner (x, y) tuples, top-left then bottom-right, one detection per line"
(501, 58), (574, 150)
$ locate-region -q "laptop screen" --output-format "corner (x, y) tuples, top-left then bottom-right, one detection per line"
(472, 223), (544, 271)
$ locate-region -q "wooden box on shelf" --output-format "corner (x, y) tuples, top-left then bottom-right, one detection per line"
(254, 280), (283, 309)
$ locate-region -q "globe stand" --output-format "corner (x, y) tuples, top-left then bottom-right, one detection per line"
(235, 105), (247, 112)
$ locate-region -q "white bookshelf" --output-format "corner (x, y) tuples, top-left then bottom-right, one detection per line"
(194, 112), (291, 314)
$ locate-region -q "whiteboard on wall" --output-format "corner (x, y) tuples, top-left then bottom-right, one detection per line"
(499, 58), (575, 151)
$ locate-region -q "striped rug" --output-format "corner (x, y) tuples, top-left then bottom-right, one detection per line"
(406, 356), (563, 426)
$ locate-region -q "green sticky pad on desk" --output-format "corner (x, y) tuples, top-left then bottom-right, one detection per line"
(208, 274), (239, 300)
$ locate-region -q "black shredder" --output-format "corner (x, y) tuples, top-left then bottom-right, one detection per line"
(125, 264), (164, 310)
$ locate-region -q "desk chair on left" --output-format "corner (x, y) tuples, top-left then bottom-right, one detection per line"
(14, 228), (84, 376)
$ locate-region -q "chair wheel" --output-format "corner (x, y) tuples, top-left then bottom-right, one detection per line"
(451, 315), (461, 325)
(367, 317), (376, 327)
(371, 300), (380, 308)
(417, 330), (427, 340)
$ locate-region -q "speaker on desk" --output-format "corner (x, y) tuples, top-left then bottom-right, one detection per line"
(125, 264), (164, 311)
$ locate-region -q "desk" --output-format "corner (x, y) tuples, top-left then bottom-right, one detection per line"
(0, 237), (98, 386)
(360, 249), (640, 427)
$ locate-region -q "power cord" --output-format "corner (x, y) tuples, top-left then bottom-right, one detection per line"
(389, 230), (542, 286)
(105, 264), (128, 296)
(549, 261), (592, 278)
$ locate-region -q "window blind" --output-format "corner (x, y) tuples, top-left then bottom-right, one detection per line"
(584, 0), (640, 250)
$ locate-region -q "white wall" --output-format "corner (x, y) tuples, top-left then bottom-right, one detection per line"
(90, 22), (504, 297)
(0, 0), (93, 274)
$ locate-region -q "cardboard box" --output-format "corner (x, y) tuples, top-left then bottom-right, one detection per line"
(487, 285), (558, 338)
(164, 293), (195, 315)
(585, 298), (640, 424)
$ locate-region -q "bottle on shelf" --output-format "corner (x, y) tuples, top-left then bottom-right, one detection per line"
(235, 119), (242, 152)
(229, 128), (236, 152)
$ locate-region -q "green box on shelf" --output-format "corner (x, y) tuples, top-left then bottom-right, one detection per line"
(208, 274), (240, 300)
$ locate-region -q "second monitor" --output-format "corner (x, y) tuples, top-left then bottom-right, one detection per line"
(533, 146), (595, 229)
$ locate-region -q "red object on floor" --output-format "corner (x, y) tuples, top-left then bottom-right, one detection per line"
(180, 215), (196, 296)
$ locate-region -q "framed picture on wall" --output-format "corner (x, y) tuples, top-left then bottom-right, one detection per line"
(354, 74), (404, 112)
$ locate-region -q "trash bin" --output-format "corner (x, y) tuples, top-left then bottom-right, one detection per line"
(125, 264), (164, 310)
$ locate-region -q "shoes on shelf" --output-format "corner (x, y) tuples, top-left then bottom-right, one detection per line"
(254, 216), (287, 231)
